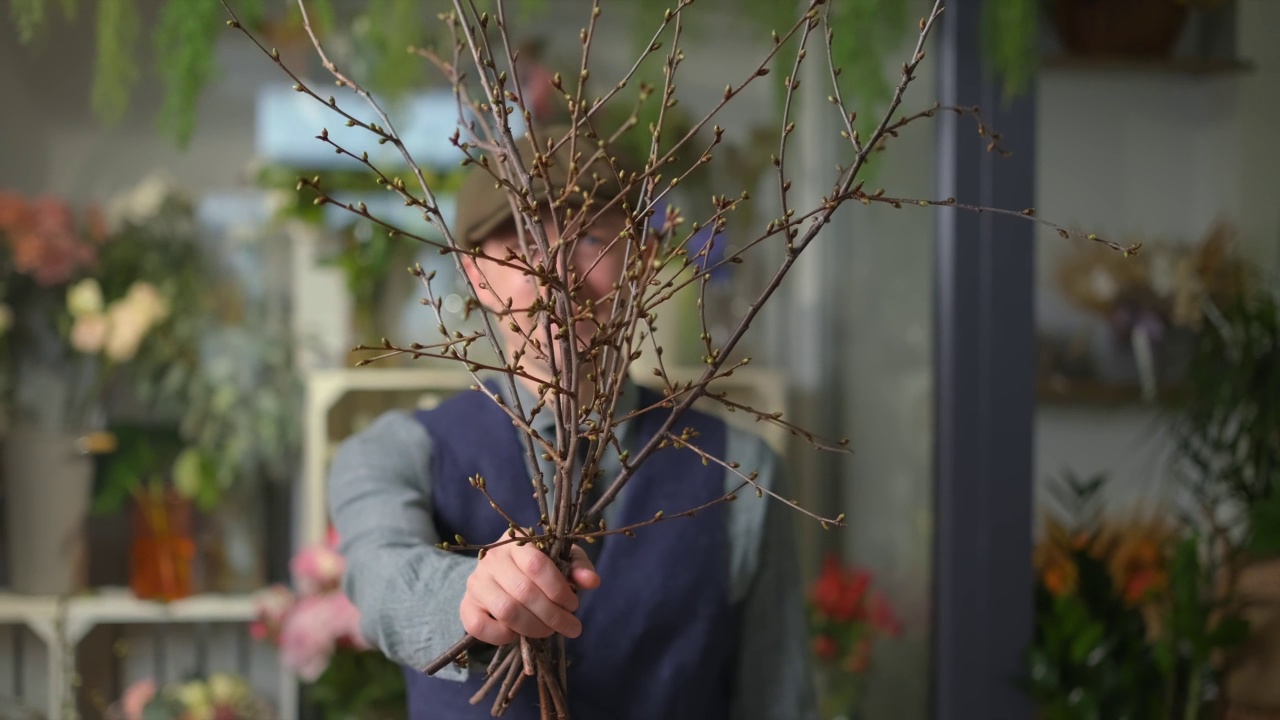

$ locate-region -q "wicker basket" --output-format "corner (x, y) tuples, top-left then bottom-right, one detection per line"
(1050, 0), (1189, 58)
(1225, 560), (1280, 714)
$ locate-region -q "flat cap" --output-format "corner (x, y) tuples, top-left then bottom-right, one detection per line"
(452, 126), (627, 249)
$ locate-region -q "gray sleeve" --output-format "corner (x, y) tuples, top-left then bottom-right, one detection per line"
(327, 410), (476, 681)
(725, 436), (821, 720)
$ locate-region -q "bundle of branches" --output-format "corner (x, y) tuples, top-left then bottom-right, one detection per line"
(221, 0), (1131, 716)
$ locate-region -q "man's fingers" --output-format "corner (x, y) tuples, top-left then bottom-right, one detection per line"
(512, 545), (580, 612)
(473, 573), (560, 639)
(568, 545), (601, 590)
(494, 568), (583, 639)
(460, 596), (517, 646)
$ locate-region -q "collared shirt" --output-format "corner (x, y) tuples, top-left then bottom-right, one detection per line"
(327, 374), (819, 719)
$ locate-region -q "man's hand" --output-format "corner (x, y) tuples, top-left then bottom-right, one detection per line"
(460, 543), (601, 646)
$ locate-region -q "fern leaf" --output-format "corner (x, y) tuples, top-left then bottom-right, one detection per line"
(10, 0), (46, 44)
(91, 0), (140, 125)
(154, 0), (223, 147)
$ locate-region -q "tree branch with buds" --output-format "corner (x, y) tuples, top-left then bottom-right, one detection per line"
(220, 0), (1123, 716)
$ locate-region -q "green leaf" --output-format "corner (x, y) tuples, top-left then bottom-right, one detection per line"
(91, 0), (140, 124)
(1247, 492), (1280, 557)
(981, 0), (1037, 104)
(1068, 621), (1105, 665)
(154, 0), (223, 147)
(1208, 616), (1250, 648)
(10, 0), (46, 43)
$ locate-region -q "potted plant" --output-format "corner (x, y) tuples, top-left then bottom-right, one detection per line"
(808, 552), (902, 720)
(1027, 471), (1250, 719)
(0, 176), (217, 595)
(1169, 282), (1280, 714)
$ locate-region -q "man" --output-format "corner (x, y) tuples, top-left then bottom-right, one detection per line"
(328, 125), (818, 719)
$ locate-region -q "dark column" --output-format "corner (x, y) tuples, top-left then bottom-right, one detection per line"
(932, 1), (1037, 719)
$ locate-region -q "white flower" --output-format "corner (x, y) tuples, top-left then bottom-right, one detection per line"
(104, 171), (175, 231)
(1087, 267), (1118, 303)
(123, 281), (171, 326)
(1149, 251), (1177, 298)
(70, 313), (109, 354)
(206, 673), (248, 706)
(176, 680), (212, 716)
(66, 278), (104, 317)
(101, 283), (168, 363)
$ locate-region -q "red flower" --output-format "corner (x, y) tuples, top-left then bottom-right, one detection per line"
(869, 591), (902, 637)
(812, 634), (838, 660)
(811, 553), (873, 623)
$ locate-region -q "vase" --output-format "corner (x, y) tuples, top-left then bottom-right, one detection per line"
(129, 489), (196, 601)
(814, 664), (864, 720)
(1051, 0), (1189, 58)
(2, 426), (94, 595)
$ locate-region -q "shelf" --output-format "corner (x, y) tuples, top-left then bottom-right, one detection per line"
(1041, 55), (1254, 76)
(0, 590), (258, 642)
(1036, 376), (1180, 408)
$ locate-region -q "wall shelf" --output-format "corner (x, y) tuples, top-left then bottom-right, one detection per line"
(1041, 55), (1255, 76)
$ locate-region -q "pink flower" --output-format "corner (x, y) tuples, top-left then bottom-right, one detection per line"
(120, 679), (157, 720)
(253, 584), (296, 628)
(290, 543), (346, 596)
(278, 593), (365, 681)
(3, 196), (98, 286)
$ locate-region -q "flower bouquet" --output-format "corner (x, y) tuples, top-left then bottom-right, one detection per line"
(107, 673), (274, 720)
(808, 552), (902, 720)
(252, 531), (406, 720)
(1052, 219), (1247, 394)
(1027, 471), (1250, 720)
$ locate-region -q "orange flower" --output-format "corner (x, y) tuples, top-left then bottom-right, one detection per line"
(1041, 559), (1078, 597)
(1123, 568), (1166, 605)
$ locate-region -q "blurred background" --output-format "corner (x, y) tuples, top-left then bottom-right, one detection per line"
(0, 0), (1277, 718)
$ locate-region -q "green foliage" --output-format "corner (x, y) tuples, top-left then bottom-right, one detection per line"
(179, 324), (302, 493)
(1247, 492), (1280, 558)
(10, 0), (47, 43)
(306, 650), (407, 720)
(91, 0), (140, 125)
(829, 0), (911, 143)
(1172, 285), (1280, 508)
(1027, 554), (1165, 720)
(91, 423), (216, 514)
(1027, 473), (1251, 720)
(155, 0), (225, 147)
(357, 0), (427, 99)
(982, 0), (1038, 103)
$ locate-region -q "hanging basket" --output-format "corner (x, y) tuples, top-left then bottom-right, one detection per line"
(1050, 0), (1189, 58)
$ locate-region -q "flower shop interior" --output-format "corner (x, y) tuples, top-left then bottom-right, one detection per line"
(1, 0), (1279, 718)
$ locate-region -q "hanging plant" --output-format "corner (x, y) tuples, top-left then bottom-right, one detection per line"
(9, 0), (1039, 148)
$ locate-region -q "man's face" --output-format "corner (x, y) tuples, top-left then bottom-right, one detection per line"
(463, 208), (642, 369)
